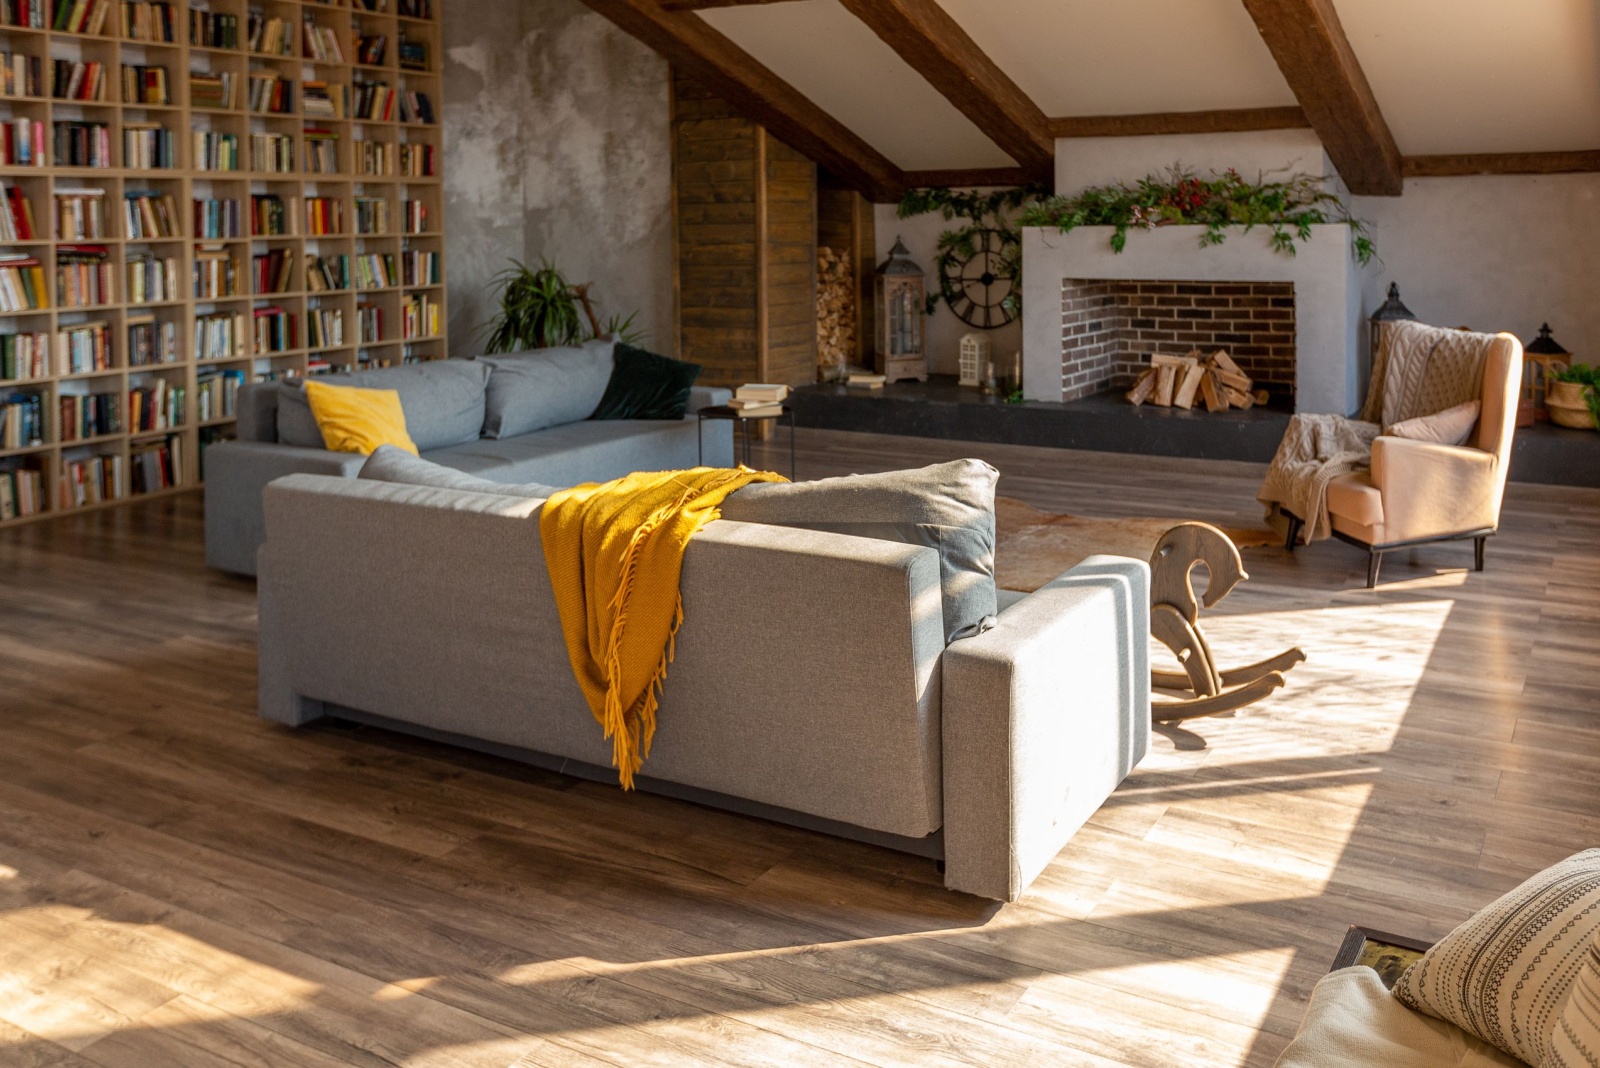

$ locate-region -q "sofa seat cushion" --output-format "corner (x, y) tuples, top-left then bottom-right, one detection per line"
(1327, 472), (1385, 528)
(1275, 968), (1520, 1068)
(278, 360), (490, 452)
(360, 445), (559, 499)
(718, 459), (999, 643)
(422, 418), (705, 489)
(481, 340), (614, 439)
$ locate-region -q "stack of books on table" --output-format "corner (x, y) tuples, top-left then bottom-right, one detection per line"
(729, 383), (788, 418)
(847, 371), (886, 389)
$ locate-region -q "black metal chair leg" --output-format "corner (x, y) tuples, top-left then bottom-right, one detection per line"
(1474, 535), (1487, 572)
(1284, 514), (1303, 551)
(1366, 550), (1382, 589)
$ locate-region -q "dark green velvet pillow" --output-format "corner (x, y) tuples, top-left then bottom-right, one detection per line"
(590, 342), (703, 420)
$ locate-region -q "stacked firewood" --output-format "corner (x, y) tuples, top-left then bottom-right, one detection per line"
(816, 246), (855, 379)
(1126, 349), (1272, 411)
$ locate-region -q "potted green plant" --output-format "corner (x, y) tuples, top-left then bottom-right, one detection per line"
(1547, 363), (1600, 430)
(481, 260), (646, 353)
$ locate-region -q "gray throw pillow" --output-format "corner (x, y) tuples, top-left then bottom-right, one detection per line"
(358, 445), (562, 500)
(276, 360), (491, 452)
(719, 459), (999, 642)
(480, 339), (614, 439)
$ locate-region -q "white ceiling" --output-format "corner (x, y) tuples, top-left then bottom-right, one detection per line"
(695, 0), (1600, 171)
(699, 0), (1017, 171)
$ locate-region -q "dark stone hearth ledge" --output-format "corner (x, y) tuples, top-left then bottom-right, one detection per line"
(788, 375), (1600, 487)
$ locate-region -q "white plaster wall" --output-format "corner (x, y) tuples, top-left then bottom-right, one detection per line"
(442, 0), (673, 355)
(874, 202), (1024, 377)
(1055, 129), (1337, 194)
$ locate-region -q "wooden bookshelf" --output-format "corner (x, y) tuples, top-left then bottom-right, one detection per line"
(0, 0), (446, 528)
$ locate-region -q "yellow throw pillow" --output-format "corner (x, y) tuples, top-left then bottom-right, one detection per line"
(302, 380), (418, 456)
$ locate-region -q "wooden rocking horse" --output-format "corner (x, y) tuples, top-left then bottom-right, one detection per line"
(1146, 522), (1305, 721)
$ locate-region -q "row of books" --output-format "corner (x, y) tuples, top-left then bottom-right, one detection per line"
(302, 80), (343, 119)
(0, 0), (46, 29)
(55, 120), (113, 167)
(121, 63), (169, 105)
(253, 305), (297, 352)
(61, 452), (124, 509)
(249, 132), (296, 173)
(398, 37), (427, 72)
(58, 320), (108, 373)
(124, 123), (176, 169)
(306, 306), (342, 348)
(353, 196), (387, 234)
(252, 247), (295, 294)
(402, 199), (427, 233)
(248, 71), (292, 114)
(0, 331), (47, 380)
(124, 190), (180, 239)
(59, 389), (120, 439)
(352, 82), (441, 125)
(306, 196), (342, 235)
(402, 248), (438, 287)
(53, 0), (114, 34)
(356, 302), (380, 343)
(248, 13), (294, 56)
(0, 52), (43, 98)
(52, 59), (107, 102)
(190, 7), (238, 49)
(193, 196), (240, 239)
(304, 17), (344, 63)
(195, 366), (243, 420)
(131, 434), (181, 493)
(355, 140), (434, 177)
(194, 130), (238, 170)
(355, 31), (386, 67)
(127, 315), (177, 365)
(190, 70), (236, 110)
(0, 183), (35, 240)
(56, 244), (112, 307)
(122, 0), (176, 43)
(128, 377), (183, 431)
(1, 118), (45, 166)
(253, 193), (287, 235)
(125, 251), (179, 304)
(0, 253), (47, 311)
(195, 310), (245, 359)
(1, 463), (44, 517)
(0, 390), (43, 447)
(305, 127), (338, 173)
(193, 244), (235, 298)
(55, 189), (108, 240)
(401, 292), (437, 339)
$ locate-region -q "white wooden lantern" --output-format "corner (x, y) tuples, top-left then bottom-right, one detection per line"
(959, 333), (990, 387)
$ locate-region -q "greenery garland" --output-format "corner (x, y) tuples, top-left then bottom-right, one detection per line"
(897, 184), (1048, 318)
(1018, 167), (1377, 265)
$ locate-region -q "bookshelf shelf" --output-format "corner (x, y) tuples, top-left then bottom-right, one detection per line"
(0, 0), (447, 527)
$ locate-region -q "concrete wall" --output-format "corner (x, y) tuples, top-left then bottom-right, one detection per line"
(441, 0), (673, 355)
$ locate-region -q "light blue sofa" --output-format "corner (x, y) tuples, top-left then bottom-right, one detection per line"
(204, 354), (733, 575)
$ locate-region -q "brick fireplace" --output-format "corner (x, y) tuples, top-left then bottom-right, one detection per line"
(1023, 225), (1364, 415)
(1059, 279), (1297, 404)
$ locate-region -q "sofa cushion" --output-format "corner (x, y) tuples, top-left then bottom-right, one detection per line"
(1326, 472), (1384, 528)
(718, 459), (999, 642)
(1394, 849), (1600, 1066)
(591, 342), (702, 421)
(304, 382), (418, 456)
(481, 339), (614, 439)
(423, 417), (705, 489)
(1548, 926), (1600, 1068)
(1389, 400), (1481, 446)
(1275, 968), (1520, 1068)
(359, 445), (558, 499)
(278, 360), (490, 451)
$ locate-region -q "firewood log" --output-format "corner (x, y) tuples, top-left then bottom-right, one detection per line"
(1127, 368), (1158, 406)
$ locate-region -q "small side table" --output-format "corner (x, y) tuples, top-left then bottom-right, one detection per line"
(697, 404), (797, 479)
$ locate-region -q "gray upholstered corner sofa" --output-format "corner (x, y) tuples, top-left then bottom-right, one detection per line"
(204, 344), (734, 575)
(255, 462), (1152, 902)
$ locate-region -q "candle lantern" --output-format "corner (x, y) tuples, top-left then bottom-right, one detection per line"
(1522, 323), (1571, 424)
(1369, 282), (1416, 371)
(875, 236), (928, 384)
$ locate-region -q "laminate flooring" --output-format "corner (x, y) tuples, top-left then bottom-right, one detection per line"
(1, 428), (1597, 1067)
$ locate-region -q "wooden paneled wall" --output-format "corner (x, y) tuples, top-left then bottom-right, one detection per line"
(672, 71), (817, 388)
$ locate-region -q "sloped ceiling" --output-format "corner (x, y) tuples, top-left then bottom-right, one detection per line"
(699, 0), (1017, 170)
(685, 0), (1600, 173)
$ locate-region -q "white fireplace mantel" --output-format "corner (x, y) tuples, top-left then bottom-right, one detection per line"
(1022, 224), (1368, 414)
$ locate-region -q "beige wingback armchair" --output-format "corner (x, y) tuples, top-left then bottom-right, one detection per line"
(1320, 333), (1523, 587)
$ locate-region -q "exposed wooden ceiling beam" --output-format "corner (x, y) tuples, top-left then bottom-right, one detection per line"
(1403, 151), (1600, 178)
(834, 0), (1054, 179)
(1049, 107), (1309, 140)
(658, 0), (799, 11)
(1238, 0), (1402, 196)
(895, 167), (1039, 195)
(580, 0), (905, 201)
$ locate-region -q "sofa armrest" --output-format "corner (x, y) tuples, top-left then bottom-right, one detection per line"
(203, 440), (366, 575)
(941, 555), (1150, 901)
(1371, 435), (1499, 543)
(687, 385), (731, 413)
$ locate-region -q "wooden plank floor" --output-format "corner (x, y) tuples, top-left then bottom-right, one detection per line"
(2, 428), (1597, 1068)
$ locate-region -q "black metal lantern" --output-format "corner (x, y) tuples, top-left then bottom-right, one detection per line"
(1522, 323), (1572, 423)
(1369, 282), (1416, 364)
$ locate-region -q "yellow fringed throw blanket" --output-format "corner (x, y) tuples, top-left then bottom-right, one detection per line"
(540, 467), (786, 789)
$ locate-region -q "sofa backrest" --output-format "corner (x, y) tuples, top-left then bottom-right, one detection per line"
(240, 360), (492, 452)
(258, 473), (947, 839)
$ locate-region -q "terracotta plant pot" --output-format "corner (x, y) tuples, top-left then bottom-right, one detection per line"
(1546, 380), (1598, 430)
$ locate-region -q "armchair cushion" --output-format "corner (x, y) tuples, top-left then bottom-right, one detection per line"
(1326, 472), (1384, 529)
(1389, 401), (1480, 446)
(1369, 436), (1499, 544)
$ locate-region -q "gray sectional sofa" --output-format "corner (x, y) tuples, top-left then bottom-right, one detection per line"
(204, 348), (734, 575)
(255, 460), (1151, 901)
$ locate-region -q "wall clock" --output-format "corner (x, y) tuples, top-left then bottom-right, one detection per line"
(938, 227), (1021, 329)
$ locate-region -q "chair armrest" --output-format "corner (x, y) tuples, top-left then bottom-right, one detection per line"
(941, 555), (1150, 901)
(687, 385), (732, 414)
(1371, 435), (1499, 544)
(203, 440), (366, 575)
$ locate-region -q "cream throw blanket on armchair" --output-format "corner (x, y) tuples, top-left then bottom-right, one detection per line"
(1259, 321), (1495, 544)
